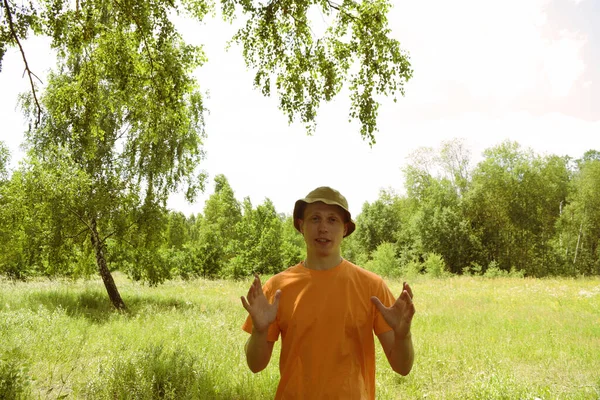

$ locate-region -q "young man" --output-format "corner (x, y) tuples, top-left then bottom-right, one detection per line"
(241, 186), (415, 399)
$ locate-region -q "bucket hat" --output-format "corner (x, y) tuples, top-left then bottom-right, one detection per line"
(293, 186), (356, 237)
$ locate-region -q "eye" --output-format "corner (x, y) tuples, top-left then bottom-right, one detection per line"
(311, 216), (320, 222)
(328, 217), (338, 223)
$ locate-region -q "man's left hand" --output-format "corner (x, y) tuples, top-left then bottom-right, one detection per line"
(371, 282), (415, 339)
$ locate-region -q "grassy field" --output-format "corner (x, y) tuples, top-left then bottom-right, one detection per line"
(1, 274), (599, 399)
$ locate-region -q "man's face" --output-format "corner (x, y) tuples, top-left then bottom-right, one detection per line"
(298, 202), (348, 258)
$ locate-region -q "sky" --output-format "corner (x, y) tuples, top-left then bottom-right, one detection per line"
(0, 0), (598, 217)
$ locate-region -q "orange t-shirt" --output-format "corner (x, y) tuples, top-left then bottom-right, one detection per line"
(242, 259), (396, 399)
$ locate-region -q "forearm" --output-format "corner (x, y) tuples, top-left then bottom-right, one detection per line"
(388, 332), (414, 376)
(245, 329), (272, 373)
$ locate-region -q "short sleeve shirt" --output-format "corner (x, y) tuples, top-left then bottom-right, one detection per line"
(242, 260), (396, 399)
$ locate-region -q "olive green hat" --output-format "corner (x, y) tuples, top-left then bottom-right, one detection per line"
(293, 186), (356, 237)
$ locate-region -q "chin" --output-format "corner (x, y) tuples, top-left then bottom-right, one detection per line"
(314, 249), (335, 258)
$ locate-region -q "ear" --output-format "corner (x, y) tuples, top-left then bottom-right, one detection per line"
(297, 218), (305, 234)
(343, 222), (348, 237)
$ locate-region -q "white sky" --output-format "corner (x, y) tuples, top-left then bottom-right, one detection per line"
(0, 0), (598, 217)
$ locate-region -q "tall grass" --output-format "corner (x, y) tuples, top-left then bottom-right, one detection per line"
(1, 274), (599, 399)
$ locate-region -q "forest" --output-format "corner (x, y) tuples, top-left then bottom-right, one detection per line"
(1, 138), (599, 287)
(1, 0), (598, 312)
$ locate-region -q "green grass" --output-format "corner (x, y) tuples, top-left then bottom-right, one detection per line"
(1, 274), (599, 399)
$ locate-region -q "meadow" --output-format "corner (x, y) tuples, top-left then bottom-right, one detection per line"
(1, 274), (599, 399)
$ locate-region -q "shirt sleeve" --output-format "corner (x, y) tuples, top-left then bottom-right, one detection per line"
(372, 278), (396, 335)
(241, 279), (281, 342)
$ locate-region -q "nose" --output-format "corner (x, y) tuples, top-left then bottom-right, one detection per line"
(318, 220), (328, 233)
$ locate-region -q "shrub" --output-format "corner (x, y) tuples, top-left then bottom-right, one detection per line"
(0, 357), (31, 400)
(404, 259), (423, 279)
(85, 344), (209, 399)
(423, 253), (447, 278)
(223, 254), (249, 280)
(462, 262), (483, 276)
(508, 266), (525, 278)
(365, 242), (401, 277)
(483, 261), (507, 278)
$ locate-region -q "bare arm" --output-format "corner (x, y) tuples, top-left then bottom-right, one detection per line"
(372, 282), (416, 376)
(241, 274), (281, 373)
(244, 332), (275, 373)
(377, 329), (414, 375)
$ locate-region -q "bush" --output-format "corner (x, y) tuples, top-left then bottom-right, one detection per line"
(508, 266), (525, 278)
(223, 254), (249, 280)
(483, 266), (505, 278)
(352, 251), (370, 269)
(483, 261), (507, 278)
(423, 253), (447, 278)
(463, 261), (524, 278)
(163, 247), (195, 280)
(404, 259), (423, 279)
(462, 262), (483, 276)
(365, 242), (401, 277)
(85, 344), (208, 399)
(281, 240), (304, 272)
(0, 357), (31, 400)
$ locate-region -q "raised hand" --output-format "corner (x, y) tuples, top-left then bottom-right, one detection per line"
(371, 282), (415, 339)
(241, 274), (281, 334)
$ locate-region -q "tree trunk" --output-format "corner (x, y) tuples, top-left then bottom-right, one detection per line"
(573, 218), (584, 265)
(90, 218), (126, 310)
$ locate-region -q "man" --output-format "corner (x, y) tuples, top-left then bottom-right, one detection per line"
(241, 186), (415, 399)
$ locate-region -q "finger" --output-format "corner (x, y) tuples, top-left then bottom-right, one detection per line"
(241, 296), (251, 312)
(406, 302), (416, 320)
(249, 280), (259, 302)
(249, 276), (260, 297)
(403, 282), (414, 299)
(370, 296), (387, 313)
(403, 292), (416, 318)
(400, 289), (413, 304)
(272, 290), (282, 309)
(246, 281), (254, 300)
(254, 275), (265, 295)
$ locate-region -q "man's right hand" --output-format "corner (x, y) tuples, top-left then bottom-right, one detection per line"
(241, 274), (281, 333)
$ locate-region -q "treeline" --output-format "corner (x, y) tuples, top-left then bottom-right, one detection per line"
(0, 160), (301, 282)
(343, 140), (600, 278)
(0, 140), (599, 282)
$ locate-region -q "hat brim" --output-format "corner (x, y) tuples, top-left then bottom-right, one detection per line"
(293, 199), (356, 238)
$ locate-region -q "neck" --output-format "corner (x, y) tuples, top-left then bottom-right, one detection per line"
(303, 253), (343, 271)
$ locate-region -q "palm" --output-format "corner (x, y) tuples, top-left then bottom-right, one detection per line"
(241, 275), (281, 334)
(371, 282), (415, 338)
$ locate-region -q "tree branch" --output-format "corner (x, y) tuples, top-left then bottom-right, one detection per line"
(326, 0), (341, 11)
(100, 218), (138, 244)
(118, 235), (135, 248)
(2, 0), (43, 126)
(116, 120), (132, 141)
(113, 0), (155, 74)
(64, 226), (89, 240)
(65, 204), (93, 232)
(326, 0), (357, 21)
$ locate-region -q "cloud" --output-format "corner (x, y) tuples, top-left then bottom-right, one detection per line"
(170, 0), (598, 215)
(0, 36), (55, 167)
(542, 29), (587, 97)
(389, 0), (588, 116)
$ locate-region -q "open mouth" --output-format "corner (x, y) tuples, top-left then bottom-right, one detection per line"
(316, 238), (331, 244)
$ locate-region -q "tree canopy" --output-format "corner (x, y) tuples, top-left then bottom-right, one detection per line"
(0, 139), (598, 293)
(1, 0), (412, 144)
(1, 0), (412, 308)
